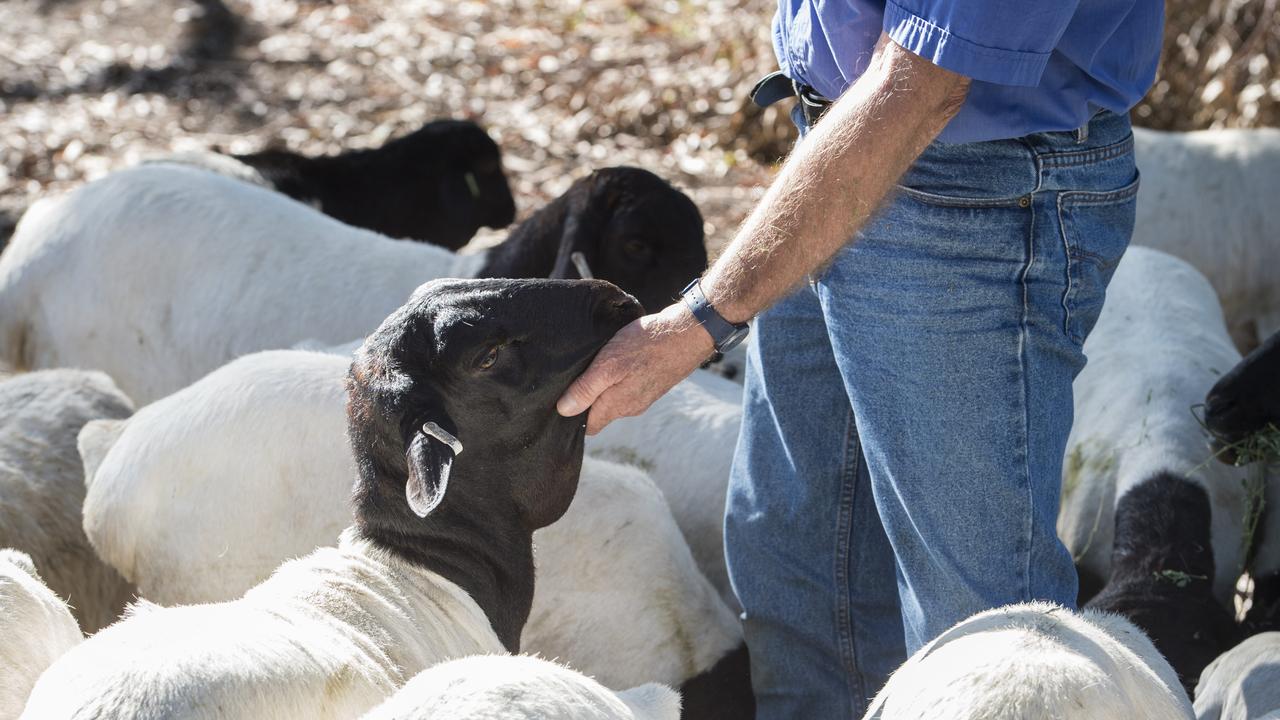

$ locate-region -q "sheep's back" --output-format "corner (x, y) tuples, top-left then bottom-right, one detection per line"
(586, 369), (743, 608)
(3, 164), (462, 402)
(525, 458), (741, 689)
(23, 538), (503, 720)
(866, 603), (1191, 719)
(82, 350), (354, 605)
(1133, 127), (1280, 347)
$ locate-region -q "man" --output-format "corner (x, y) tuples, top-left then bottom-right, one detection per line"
(558, 1), (1163, 716)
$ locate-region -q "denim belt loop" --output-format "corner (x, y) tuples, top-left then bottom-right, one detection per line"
(1075, 121), (1089, 145)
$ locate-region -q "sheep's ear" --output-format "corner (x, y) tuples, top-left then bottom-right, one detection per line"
(405, 421), (461, 518)
(78, 418), (129, 491)
(550, 202), (601, 280)
(0, 549), (38, 579)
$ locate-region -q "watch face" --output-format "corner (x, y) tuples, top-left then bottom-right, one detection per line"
(721, 325), (750, 352)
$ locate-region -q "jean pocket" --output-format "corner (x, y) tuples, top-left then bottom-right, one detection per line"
(893, 184), (1028, 208)
(1059, 172), (1141, 345)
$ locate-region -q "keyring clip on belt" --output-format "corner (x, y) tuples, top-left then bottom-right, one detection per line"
(749, 70), (832, 129)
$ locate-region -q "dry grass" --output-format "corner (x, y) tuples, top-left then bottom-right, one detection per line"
(1135, 0), (1280, 130)
(0, 0), (786, 252)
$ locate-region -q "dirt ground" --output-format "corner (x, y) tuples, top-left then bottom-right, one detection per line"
(1, 0), (1276, 251)
(0, 0), (796, 252)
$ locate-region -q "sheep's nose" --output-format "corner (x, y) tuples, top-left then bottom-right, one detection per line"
(591, 289), (643, 328)
(1203, 393), (1236, 421)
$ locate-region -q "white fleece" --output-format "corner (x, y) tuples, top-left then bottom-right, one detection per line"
(0, 164), (483, 402)
(21, 530), (505, 720)
(0, 369), (135, 633)
(588, 368), (744, 610)
(1133, 127), (1280, 351)
(863, 602), (1193, 719)
(1193, 632), (1280, 720)
(360, 654), (681, 720)
(0, 549), (83, 719)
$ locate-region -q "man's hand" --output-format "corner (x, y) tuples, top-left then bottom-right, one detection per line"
(557, 301), (715, 434)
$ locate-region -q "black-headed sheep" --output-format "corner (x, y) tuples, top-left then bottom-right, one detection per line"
(171, 119), (517, 249)
(22, 278), (644, 719)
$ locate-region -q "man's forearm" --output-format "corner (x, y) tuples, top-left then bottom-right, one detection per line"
(704, 36), (970, 322)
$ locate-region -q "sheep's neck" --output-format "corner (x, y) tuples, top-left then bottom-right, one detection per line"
(474, 193), (568, 279)
(356, 493), (534, 653)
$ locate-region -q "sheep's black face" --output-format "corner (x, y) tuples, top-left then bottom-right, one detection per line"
(1087, 473), (1239, 693)
(555, 167), (708, 312)
(402, 120), (516, 249)
(348, 278), (641, 530)
(353, 120), (516, 250)
(1204, 329), (1280, 453)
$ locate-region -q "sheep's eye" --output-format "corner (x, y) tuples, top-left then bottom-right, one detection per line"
(622, 238), (651, 260)
(477, 345), (500, 370)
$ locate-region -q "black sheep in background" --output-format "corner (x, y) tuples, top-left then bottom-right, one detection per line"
(233, 119), (517, 250)
(480, 166), (707, 313)
(1204, 329), (1280, 458)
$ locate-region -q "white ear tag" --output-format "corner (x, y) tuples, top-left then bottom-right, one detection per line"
(570, 251), (594, 280)
(421, 422), (463, 456)
(464, 172), (481, 200)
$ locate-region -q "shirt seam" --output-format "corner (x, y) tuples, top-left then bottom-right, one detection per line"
(883, 0), (1053, 86)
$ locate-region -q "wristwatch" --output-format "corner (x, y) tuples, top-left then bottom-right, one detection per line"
(681, 279), (750, 354)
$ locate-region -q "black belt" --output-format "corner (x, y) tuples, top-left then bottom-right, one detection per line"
(749, 70), (832, 128)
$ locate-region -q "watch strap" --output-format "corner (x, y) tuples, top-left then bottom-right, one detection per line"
(681, 279), (749, 354)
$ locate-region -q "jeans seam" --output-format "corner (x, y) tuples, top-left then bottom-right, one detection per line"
(1015, 199), (1035, 603)
(893, 185), (1026, 209)
(1058, 174), (1143, 206)
(833, 407), (864, 704)
(1038, 135), (1134, 167)
(1056, 191), (1076, 342)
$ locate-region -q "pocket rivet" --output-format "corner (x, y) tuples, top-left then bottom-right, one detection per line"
(1018, 196), (1031, 208)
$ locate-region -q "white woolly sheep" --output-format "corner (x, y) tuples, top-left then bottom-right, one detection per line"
(1193, 631), (1280, 720)
(1060, 246), (1261, 606)
(0, 369), (135, 633)
(526, 456), (751, 717)
(0, 548), (82, 719)
(23, 278), (645, 719)
(0, 164), (704, 402)
(1132, 127), (1280, 351)
(863, 602), (1193, 719)
(23, 531), (506, 720)
(359, 654), (681, 720)
(589, 367), (744, 609)
(78, 349), (751, 712)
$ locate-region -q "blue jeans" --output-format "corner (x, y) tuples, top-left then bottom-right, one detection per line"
(724, 109), (1139, 718)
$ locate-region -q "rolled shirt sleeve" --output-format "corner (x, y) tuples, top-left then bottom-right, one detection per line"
(883, 0), (1081, 87)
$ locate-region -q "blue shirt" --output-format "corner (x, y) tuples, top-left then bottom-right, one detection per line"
(773, 0), (1164, 142)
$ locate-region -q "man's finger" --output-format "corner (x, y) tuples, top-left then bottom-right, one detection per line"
(557, 357), (616, 418)
(585, 397), (617, 435)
